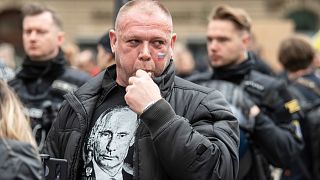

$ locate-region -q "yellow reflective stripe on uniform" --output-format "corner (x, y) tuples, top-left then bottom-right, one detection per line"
(284, 99), (300, 113)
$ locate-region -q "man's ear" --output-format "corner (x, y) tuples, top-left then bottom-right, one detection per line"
(57, 31), (65, 46)
(242, 32), (251, 48)
(170, 33), (177, 58)
(109, 29), (117, 54)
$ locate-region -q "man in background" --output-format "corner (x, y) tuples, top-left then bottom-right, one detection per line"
(191, 5), (304, 180)
(97, 32), (115, 70)
(75, 49), (100, 76)
(9, 3), (90, 149)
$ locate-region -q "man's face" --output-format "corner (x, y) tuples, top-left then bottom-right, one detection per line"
(94, 109), (137, 171)
(23, 12), (64, 61)
(110, 9), (176, 86)
(206, 19), (248, 68)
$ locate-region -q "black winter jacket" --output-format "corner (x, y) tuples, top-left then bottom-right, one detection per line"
(44, 62), (240, 180)
(9, 50), (90, 111)
(190, 58), (303, 180)
(9, 50), (90, 130)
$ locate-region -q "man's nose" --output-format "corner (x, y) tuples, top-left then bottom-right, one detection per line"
(29, 31), (37, 40)
(208, 40), (219, 51)
(106, 136), (116, 152)
(138, 42), (151, 61)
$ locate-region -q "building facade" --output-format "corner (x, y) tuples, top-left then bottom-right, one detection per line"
(1, 0), (320, 72)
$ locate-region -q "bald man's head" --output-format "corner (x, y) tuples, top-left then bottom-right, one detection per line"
(115, 0), (173, 32)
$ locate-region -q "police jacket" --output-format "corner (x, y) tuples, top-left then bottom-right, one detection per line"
(191, 56), (303, 180)
(9, 50), (90, 121)
(285, 72), (320, 180)
(0, 139), (43, 180)
(44, 62), (240, 180)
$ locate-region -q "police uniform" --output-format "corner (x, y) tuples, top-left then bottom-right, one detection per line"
(192, 53), (304, 180)
(9, 49), (90, 147)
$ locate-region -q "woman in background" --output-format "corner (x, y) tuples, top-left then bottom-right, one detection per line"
(0, 80), (42, 180)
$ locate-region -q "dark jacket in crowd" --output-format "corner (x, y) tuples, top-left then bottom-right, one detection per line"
(44, 61), (240, 180)
(0, 139), (43, 180)
(283, 72), (320, 180)
(190, 55), (303, 180)
(8, 50), (90, 130)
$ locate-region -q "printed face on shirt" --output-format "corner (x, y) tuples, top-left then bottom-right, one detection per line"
(92, 107), (138, 173)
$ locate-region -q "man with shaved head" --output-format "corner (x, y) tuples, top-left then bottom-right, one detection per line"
(9, 3), (90, 146)
(45, 1), (239, 179)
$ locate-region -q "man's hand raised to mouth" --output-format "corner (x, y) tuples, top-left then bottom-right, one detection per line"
(125, 69), (162, 115)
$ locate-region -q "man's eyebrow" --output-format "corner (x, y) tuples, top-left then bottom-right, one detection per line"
(151, 36), (167, 40)
(98, 130), (112, 134)
(123, 34), (139, 39)
(118, 131), (129, 135)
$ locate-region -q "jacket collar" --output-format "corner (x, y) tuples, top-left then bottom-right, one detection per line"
(17, 49), (66, 80)
(153, 59), (175, 98)
(212, 54), (254, 85)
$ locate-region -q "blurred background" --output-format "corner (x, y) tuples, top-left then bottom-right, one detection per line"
(1, 0), (320, 73)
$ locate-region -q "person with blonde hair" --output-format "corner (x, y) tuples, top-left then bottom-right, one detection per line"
(0, 80), (42, 179)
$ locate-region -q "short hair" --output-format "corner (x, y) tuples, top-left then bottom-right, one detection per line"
(278, 35), (315, 72)
(22, 3), (63, 30)
(98, 31), (113, 54)
(209, 5), (252, 32)
(115, 0), (172, 31)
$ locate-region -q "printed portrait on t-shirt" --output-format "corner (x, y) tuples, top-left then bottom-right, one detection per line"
(82, 106), (139, 180)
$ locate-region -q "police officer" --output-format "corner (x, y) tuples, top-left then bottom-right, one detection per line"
(191, 5), (304, 180)
(278, 35), (320, 180)
(9, 3), (90, 148)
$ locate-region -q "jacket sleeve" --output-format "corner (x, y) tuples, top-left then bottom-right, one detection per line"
(251, 82), (304, 168)
(252, 109), (303, 168)
(43, 100), (78, 158)
(140, 91), (239, 180)
(43, 99), (83, 180)
(42, 102), (65, 157)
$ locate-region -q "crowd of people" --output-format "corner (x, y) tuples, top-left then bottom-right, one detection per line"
(0, 0), (319, 180)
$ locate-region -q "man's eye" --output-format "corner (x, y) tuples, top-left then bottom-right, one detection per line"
(153, 40), (165, 48)
(128, 40), (139, 46)
(38, 30), (47, 35)
(24, 30), (32, 35)
(217, 37), (228, 43)
(99, 130), (112, 137)
(118, 132), (129, 138)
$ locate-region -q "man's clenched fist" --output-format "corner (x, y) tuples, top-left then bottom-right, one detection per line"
(125, 69), (162, 114)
